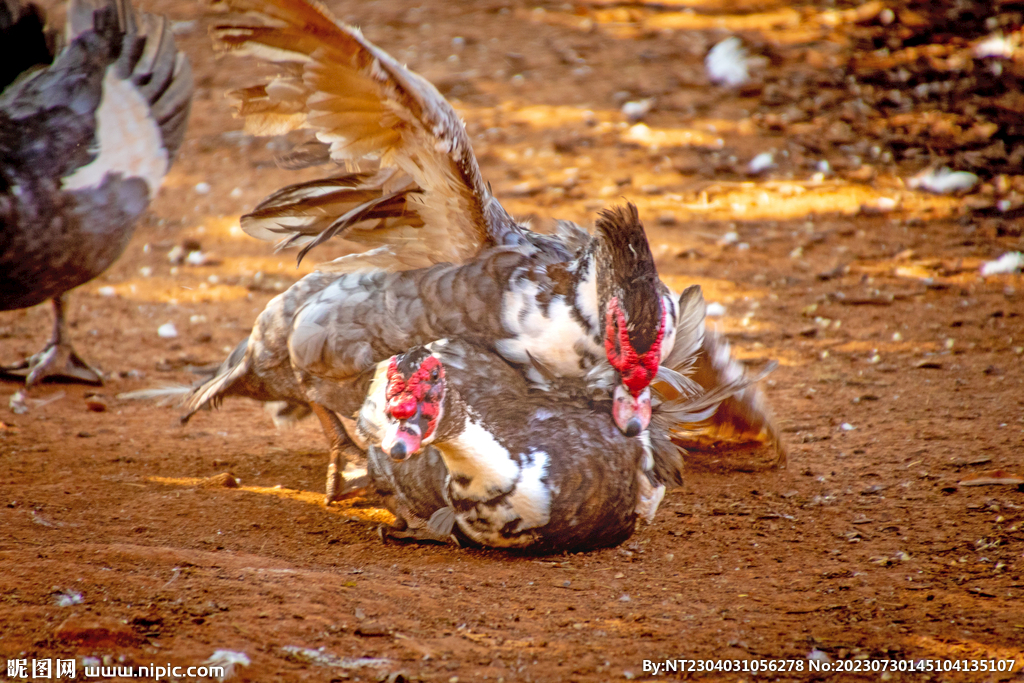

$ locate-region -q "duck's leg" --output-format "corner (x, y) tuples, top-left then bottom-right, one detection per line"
(1, 294), (103, 387)
(310, 401), (366, 504)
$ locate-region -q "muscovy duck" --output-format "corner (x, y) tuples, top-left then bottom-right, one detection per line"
(0, 0), (192, 385)
(353, 288), (741, 551)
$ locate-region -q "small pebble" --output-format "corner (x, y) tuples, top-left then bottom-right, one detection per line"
(747, 152), (775, 174)
(84, 397), (107, 413)
(9, 391), (28, 415)
(621, 98), (654, 123)
(194, 182), (211, 195)
(157, 323), (178, 339)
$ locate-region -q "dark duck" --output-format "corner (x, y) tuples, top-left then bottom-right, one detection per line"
(355, 287), (750, 552)
(0, 0), (192, 385)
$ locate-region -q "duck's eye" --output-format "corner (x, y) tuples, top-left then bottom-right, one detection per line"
(430, 367), (439, 381)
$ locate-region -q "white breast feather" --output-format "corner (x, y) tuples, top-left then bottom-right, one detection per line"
(62, 66), (168, 193)
(507, 449), (552, 530)
(443, 419), (519, 499)
(496, 281), (594, 376)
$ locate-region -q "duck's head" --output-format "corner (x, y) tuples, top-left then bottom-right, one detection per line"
(594, 203), (672, 437)
(381, 347), (447, 461)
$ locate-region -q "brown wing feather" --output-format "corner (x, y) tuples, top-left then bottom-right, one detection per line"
(684, 328), (787, 468)
(210, 0), (521, 267)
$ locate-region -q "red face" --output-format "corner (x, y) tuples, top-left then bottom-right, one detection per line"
(603, 296), (666, 436)
(382, 354), (445, 461)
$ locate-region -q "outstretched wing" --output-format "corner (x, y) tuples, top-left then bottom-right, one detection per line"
(210, 0), (526, 269)
(679, 328), (786, 468)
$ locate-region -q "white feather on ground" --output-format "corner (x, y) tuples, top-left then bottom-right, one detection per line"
(980, 251), (1024, 276)
(706, 37), (752, 87)
(907, 167), (979, 194)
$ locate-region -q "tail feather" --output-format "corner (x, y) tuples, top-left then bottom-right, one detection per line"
(121, 4), (193, 159)
(182, 339), (252, 422)
(647, 284), (786, 483)
(116, 384), (191, 405)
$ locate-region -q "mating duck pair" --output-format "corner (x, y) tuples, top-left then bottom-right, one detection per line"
(168, 0), (784, 550)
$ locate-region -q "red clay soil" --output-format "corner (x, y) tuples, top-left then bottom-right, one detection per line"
(2, 0), (1022, 681)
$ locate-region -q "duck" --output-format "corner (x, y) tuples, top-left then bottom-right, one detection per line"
(354, 286), (743, 552)
(0, 0), (192, 386)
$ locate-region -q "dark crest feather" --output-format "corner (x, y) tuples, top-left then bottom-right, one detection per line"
(594, 202), (662, 355)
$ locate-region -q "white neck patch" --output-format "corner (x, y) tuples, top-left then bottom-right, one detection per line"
(62, 66), (168, 193)
(440, 418), (519, 498)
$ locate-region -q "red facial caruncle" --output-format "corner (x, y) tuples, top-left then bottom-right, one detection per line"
(603, 296), (666, 397)
(383, 355), (445, 458)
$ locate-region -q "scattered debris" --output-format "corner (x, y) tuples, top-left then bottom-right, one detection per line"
(807, 649), (831, 663)
(908, 167), (979, 194)
(747, 152), (775, 175)
(201, 473), (240, 489)
(157, 323), (178, 339)
(9, 391), (28, 415)
(980, 252), (1024, 276)
(204, 650), (250, 682)
(30, 510), (61, 528)
(84, 395), (107, 412)
(621, 98), (654, 123)
(974, 33), (1018, 59)
(53, 590), (83, 607)
(706, 37), (751, 87)
(281, 646), (390, 669)
(706, 302), (726, 317)
(9, 391), (65, 414)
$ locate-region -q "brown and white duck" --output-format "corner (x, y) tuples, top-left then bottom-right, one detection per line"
(0, 0), (192, 385)
(354, 287), (750, 551)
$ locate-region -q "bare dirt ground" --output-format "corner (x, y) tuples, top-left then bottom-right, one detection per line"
(2, 0), (1023, 681)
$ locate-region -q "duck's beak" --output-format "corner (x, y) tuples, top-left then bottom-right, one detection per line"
(382, 408), (428, 461)
(612, 384), (651, 437)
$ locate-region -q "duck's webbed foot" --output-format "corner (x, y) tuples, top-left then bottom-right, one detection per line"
(377, 508), (458, 545)
(2, 296), (102, 387)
